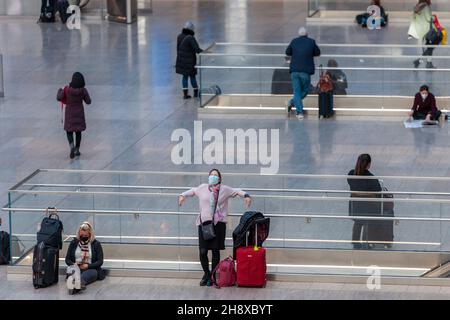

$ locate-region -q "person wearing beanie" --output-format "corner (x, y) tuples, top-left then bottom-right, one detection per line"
(175, 21), (204, 99)
(56, 72), (91, 159)
(285, 27), (321, 120)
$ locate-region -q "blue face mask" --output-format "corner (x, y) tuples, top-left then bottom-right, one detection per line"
(208, 175), (219, 185)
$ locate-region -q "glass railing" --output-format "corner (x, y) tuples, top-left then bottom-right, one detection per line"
(0, 54), (3, 97)
(4, 169), (450, 277)
(307, 0), (450, 17)
(197, 43), (450, 110)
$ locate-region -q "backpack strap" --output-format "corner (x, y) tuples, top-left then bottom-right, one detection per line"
(60, 86), (68, 124)
(211, 262), (221, 289)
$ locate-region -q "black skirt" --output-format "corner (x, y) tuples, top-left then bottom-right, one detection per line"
(198, 222), (226, 250)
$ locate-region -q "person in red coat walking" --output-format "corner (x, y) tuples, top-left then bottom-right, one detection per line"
(57, 72), (91, 159)
(408, 84), (441, 122)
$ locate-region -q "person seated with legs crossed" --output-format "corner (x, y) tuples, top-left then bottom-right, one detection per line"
(408, 84), (441, 123)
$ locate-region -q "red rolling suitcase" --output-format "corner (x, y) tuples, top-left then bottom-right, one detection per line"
(236, 224), (267, 288)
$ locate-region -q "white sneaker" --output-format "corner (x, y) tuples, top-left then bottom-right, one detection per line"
(296, 113), (304, 120)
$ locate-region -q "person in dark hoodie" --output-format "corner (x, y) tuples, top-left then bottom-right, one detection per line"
(175, 21), (204, 99)
(326, 59), (348, 95)
(57, 72), (91, 159)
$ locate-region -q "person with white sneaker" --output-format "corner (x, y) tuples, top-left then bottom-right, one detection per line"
(285, 27), (321, 120)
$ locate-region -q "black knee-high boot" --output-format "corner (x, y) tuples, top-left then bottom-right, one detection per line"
(74, 132), (82, 156)
(66, 132), (75, 159)
(199, 249), (210, 286)
(183, 89), (191, 99)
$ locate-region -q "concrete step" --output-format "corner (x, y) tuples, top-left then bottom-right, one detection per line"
(199, 94), (450, 116)
(307, 10), (450, 25)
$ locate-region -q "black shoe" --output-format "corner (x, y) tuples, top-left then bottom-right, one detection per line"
(199, 273), (209, 286)
(193, 88), (199, 98)
(413, 59), (420, 68)
(70, 148), (75, 159)
(183, 89), (192, 99)
(426, 62), (436, 69)
(74, 148), (81, 157)
(287, 104), (293, 113)
(206, 279), (212, 287)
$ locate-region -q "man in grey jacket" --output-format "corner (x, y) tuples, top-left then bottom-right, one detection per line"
(286, 27), (321, 119)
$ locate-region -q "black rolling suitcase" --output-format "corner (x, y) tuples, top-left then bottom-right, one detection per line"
(318, 91), (334, 118)
(317, 65), (334, 119)
(368, 219), (393, 247)
(32, 241), (59, 288)
(32, 208), (63, 288)
(368, 188), (394, 248)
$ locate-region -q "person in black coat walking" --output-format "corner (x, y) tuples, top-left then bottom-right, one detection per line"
(347, 154), (382, 250)
(65, 221), (105, 293)
(175, 21), (204, 99)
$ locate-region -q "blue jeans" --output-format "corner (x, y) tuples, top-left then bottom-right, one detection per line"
(289, 72), (311, 114)
(81, 269), (98, 286)
(182, 75), (198, 89)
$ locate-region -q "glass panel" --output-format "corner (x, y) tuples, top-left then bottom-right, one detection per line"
(6, 169), (450, 276)
(198, 45), (450, 106)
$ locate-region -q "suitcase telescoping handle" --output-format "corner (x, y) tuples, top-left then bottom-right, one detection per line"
(45, 207), (59, 220)
(245, 224), (259, 251)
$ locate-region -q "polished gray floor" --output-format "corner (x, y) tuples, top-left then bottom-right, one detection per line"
(3, 268), (450, 300)
(1, 0), (450, 299)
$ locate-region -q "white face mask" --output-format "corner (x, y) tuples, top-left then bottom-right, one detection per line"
(421, 93), (428, 100)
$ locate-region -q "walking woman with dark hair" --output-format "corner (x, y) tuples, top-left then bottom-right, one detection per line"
(57, 72), (91, 159)
(347, 154), (382, 249)
(178, 169), (252, 286)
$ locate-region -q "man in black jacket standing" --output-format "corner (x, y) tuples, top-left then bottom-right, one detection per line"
(285, 27), (321, 119)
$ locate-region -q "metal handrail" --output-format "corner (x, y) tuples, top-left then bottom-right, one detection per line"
(9, 233), (439, 246)
(200, 93), (450, 99)
(199, 52), (450, 60)
(214, 42), (450, 49)
(1, 207), (448, 222)
(195, 65), (450, 72)
(5, 189), (450, 204)
(29, 169), (450, 181)
(19, 183), (450, 197)
(0, 54), (4, 98)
